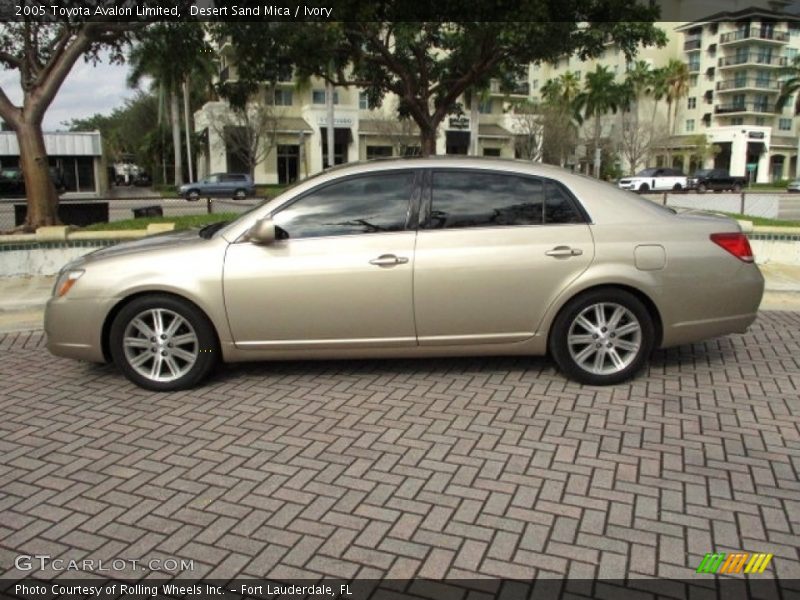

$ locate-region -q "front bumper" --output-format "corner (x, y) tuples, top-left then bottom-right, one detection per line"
(45, 296), (111, 363)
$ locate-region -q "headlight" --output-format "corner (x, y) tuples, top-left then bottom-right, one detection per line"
(53, 269), (84, 297)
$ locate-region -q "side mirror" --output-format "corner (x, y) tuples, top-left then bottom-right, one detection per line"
(246, 218), (277, 245)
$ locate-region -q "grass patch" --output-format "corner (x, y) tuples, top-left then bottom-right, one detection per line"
(712, 211), (800, 228)
(83, 213), (238, 231)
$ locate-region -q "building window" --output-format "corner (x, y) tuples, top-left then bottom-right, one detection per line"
(478, 100), (493, 114)
(366, 145), (392, 159)
(755, 117), (765, 126)
(532, 79), (538, 90)
(689, 74), (699, 87)
(685, 119), (695, 132)
(483, 148), (501, 157)
(312, 89), (339, 105)
(574, 71), (581, 80)
(779, 117), (792, 130)
(273, 89), (293, 106)
(732, 117), (744, 125)
(687, 97), (696, 109)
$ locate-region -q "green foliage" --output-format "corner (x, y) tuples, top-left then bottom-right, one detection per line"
(776, 55), (800, 115)
(215, 7), (666, 152)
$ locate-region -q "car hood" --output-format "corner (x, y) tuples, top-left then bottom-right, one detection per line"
(65, 229), (207, 269)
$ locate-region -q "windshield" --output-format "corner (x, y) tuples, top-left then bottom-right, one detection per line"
(692, 169), (713, 177)
(635, 168), (658, 177)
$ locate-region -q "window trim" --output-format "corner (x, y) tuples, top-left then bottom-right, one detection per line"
(419, 168), (589, 231)
(267, 169), (424, 240)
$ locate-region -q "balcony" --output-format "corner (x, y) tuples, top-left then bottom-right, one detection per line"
(489, 79), (530, 96)
(716, 78), (782, 91)
(684, 38), (702, 51)
(719, 29), (789, 44)
(718, 54), (788, 68)
(715, 101), (776, 114)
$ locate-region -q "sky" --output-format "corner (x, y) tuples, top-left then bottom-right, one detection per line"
(0, 53), (142, 131)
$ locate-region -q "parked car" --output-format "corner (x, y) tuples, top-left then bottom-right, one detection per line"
(617, 168), (688, 193)
(179, 173), (255, 200)
(45, 158), (764, 391)
(0, 166), (67, 197)
(688, 169), (746, 193)
(786, 179), (800, 193)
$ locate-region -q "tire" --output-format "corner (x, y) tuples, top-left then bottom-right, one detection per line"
(638, 183), (650, 193)
(187, 190), (200, 201)
(549, 288), (655, 386)
(696, 183), (707, 194)
(109, 294), (219, 391)
(233, 188), (247, 200)
(672, 183), (683, 192)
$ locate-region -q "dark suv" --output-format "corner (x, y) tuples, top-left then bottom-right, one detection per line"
(178, 173), (255, 200)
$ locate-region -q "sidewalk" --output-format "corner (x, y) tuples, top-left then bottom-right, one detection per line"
(1, 264), (798, 334)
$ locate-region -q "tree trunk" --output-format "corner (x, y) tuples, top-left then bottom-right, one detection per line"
(17, 120), (59, 231)
(170, 88), (183, 186)
(420, 127), (437, 157)
(470, 95), (480, 156)
(593, 116), (602, 177)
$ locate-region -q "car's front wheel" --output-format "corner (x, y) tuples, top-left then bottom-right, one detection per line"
(187, 190), (200, 201)
(549, 288), (655, 386)
(638, 183), (650, 193)
(233, 189), (247, 200)
(109, 295), (218, 391)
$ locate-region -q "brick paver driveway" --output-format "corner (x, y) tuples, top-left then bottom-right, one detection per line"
(1, 312), (799, 583)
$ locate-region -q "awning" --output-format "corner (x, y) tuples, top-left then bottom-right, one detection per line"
(747, 141), (767, 156)
(320, 127), (353, 145)
(478, 124), (512, 138)
(358, 119), (419, 136)
(276, 117), (313, 134)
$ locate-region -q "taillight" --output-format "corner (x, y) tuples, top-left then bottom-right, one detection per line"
(710, 232), (754, 263)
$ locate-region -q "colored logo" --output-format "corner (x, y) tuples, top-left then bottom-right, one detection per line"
(696, 552), (773, 574)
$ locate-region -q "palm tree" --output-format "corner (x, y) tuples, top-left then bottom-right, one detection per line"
(576, 65), (622, 177)
(128, 23), (213, 186)
(664, 59), (691, 137)
(776, 55), (800, 177)
(624, 60), (652, 124)
(648, 66), (669, 130)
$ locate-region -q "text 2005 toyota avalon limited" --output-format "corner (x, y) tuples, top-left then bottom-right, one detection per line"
(46, 158), (764, 391)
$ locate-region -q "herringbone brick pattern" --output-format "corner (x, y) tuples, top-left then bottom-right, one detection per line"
(1, 313), (798, 580)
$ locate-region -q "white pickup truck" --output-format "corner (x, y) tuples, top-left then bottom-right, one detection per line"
(617, 167), (688, 193)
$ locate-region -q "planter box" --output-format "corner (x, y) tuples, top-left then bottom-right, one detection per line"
(14, 202), (109, 227)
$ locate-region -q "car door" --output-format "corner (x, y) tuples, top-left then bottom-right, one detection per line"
(413, 169), (594, 346)
(223, 170), (420, 350)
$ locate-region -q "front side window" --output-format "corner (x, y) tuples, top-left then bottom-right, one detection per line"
(272, 172), (414, 239)
(426, 171), (584, 230)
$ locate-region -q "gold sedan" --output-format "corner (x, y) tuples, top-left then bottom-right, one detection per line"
(45, 158), (764, 391)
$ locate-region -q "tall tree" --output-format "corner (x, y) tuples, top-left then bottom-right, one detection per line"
(664, 59), (690, 137)
(215, 5), (665, 156)
(776, 55), (800, 177)
(0, 16), (147, 230)
(127, 23), (212, 186)
(576, 65), (623, 177)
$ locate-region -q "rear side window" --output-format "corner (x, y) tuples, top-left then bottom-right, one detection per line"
(426, 170), (583, 229)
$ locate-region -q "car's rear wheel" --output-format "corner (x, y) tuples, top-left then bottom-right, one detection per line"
(234, 188), (247, 200)
(187, 190), (200, 201)
(696, 183), (707, 193)
(638, 183), (650, 193)
(672, 183), (683, 192)
(549, 288), (655, 386)
(109, 295), (218, 391)
(732, 183), (742, 193)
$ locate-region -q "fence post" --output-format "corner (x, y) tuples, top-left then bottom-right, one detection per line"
(663, 192), (667, 206)
(740, 192), (745, 215)
(206, 198), (212, 215)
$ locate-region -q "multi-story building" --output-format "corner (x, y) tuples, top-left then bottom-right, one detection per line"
(195, 46), (532, 185)
(531, 3), (800, 182)
(196, 1), (799, 184)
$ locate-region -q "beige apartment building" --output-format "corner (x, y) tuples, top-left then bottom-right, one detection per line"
(196, 0), (800, 184)
(531, 1), (800, 182)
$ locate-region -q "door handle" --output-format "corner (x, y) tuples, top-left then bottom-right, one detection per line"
(369, 254), (409, 267)
(545, 246), (583, 258)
